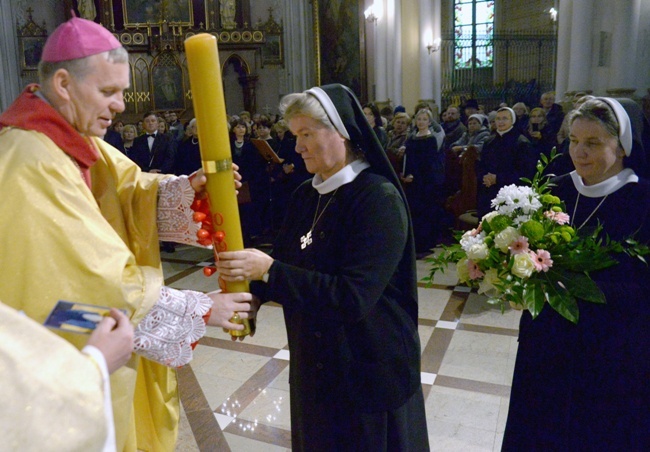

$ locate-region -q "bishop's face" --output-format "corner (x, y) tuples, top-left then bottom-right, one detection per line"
(290, 114), (349, 180)
(63, 53), (129, 137)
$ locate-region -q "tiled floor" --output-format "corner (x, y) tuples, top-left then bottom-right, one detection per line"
(166, 245), (521, 451)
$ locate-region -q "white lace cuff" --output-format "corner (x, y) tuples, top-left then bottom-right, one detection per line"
(133, 286), (212, 367)
(157, 175), (205, 246)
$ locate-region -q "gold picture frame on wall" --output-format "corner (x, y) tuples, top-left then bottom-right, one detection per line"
(312, 0), (366, 102)
(122, 0), (194, 26)
(17, 8), (48, 74)
(20, 36), (46, 72)
(261, 34), (283, 67)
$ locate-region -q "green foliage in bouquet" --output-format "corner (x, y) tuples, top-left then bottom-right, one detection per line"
(425, 149), (650, 324)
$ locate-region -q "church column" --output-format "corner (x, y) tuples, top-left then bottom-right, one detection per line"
(0, 0), (21, 110)
(281, 0), (313, 93)
(566, 0), (594, 94)
(418, 0), (436, 115)
(431, 0), (442, 111)
(387, 0), (402, 106)
(374, 0), (388, 105)
(554, 0), (571, 100)
(607, 0), (640, 95)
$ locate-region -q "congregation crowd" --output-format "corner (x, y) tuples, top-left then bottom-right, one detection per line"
(110, 90), (650, 258)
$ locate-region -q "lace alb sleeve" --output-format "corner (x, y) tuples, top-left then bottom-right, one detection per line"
(157, 175), (205, 246)
(133, 286), (212, 367)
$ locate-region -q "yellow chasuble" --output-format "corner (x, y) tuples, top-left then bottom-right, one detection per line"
(0, 302), (107, 450)
(0, 128), (179, 450)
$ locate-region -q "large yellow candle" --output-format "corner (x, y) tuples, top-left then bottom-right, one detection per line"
(185, 33), (252, 337)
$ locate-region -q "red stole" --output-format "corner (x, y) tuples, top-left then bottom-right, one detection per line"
(0, 84), (99, 188)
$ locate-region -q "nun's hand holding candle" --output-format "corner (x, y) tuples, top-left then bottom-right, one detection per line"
(217, 85), (430, 450)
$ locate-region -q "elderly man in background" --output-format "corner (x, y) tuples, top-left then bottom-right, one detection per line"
(0, 16), (257, 451)
(441, 105), (467, 152)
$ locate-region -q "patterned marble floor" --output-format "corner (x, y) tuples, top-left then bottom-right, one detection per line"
(165, 244), (522, 451)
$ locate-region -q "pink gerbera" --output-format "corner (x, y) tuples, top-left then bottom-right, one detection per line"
(544, 210), (570, 225)
(468, 260), (485, 279)
(529, 249), (553, 272)
(509, 236), (530, 255)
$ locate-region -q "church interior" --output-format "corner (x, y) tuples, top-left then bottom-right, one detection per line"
(1, 0), (650, 450)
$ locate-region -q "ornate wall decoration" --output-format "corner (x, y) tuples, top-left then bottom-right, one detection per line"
(78, 0), (283, 116)
(151, 50), (185, 110)
(258, 7), (283, 67)
(16, 7), (47, 73)
(312, 0), (366, 101)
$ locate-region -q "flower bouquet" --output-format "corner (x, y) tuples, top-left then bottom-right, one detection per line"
(426, 151), (649, 323)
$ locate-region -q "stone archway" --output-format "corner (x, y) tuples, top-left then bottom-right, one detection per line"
(222, 53), (258, 115)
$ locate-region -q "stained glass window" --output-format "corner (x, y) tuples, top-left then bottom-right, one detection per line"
(454, 0), (494, 69)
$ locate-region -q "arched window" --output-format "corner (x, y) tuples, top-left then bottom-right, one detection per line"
(454, 0), (494, 69)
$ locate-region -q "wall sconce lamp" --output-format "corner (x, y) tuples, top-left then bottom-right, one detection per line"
(364, 3), (382, 24)
(427, 38), (441, 54)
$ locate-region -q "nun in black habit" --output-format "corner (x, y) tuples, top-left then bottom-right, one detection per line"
(502, 98), (650, 450)
(217, 84), (429, 451)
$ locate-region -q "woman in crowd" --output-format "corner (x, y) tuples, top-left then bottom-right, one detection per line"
(451, 113), (491, 154)
(121, 124), (137, 156)
(230, 117), (269, 244)
(503, 97), (650, 450)
(269, 120), (310, 232)
(363, 102), (388, 149)
(476, 106), (535, 217)
(512, 101), (530, 133)
(112, 120), (125, 136)
(525, 107), (558, 160)
(401, 108), (446, 255)
(217, 84), (429, 451)
(255, 118), (278, 150)
(385, 112), (411, 175)
(175, 118), (201, 176)
(157, 116), (169, 136)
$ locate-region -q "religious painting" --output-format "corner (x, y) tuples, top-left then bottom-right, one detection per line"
(20, 36), (46, 71)
(152, 63), (185, 110)
(122, 0), (193, 25)
(313, 0), (366, 101)
(261, 34), (283, 66)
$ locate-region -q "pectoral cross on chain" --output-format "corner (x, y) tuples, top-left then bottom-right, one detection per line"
(300, 230), (313, 249)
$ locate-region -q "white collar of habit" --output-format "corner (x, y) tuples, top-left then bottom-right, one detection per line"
(570, 168), (638, 198)
(312, 158), (370, 194)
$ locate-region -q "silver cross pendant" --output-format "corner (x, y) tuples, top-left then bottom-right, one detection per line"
(300, 230), (313, 249)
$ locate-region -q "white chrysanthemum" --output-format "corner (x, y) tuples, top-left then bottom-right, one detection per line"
(491, 184), (542, 216)
(460, 230), (486, 252)
(467, 243), (489, 261)
(512, 214), (532, 226)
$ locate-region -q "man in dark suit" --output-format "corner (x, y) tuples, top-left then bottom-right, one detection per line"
(129, 111), (178, 252)
(129, 111), (176, 174)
